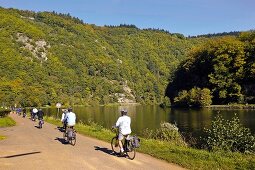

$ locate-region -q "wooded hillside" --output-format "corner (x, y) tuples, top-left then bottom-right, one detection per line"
(0, 7), (203, 107)
(1, 7), (254, 107)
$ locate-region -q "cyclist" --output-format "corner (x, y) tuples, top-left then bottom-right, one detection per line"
(63, 108), (76, 139)
(64, 108), (76, 128)
(32, 107), (38, 121)
(114, 109), (131, 155)
(37, 108), (44, 128)
(37, 108), (44, 120)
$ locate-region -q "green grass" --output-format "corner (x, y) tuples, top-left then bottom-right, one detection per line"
(0, 116), (16, 127)
(0, 135), (6, 140)
(0, 116), (16, 140)
(44, 116), (255, 170)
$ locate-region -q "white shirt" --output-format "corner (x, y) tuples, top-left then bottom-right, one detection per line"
(32, 108), (38, 113)
(65, 112), (76, 126)
(116, 115), (131, 135)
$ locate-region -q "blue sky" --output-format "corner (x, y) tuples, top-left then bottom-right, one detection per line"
(0, 0), (255, 36)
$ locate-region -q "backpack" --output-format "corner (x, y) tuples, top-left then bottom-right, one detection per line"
(131, 135), (140, 148)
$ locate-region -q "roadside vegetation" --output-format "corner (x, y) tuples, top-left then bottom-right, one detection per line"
(0, 110), (16, 140)
(0, 109), (16, 127)
(44, 116), (255, 170)
(0, 116), (16, 127)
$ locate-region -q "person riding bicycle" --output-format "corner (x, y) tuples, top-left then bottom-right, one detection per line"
(37, 108), (44, 120)
(37, 108), (44, 127)
(64, 108), (76, 129)
(32, 107), (38, 121)
(114, 109), (131, 155)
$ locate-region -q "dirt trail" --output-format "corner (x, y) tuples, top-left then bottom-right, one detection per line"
(0, 113), (186, 170)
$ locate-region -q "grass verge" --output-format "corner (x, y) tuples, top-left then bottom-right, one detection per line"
(44, 116), (255, 170)
(0, 116), (16, 140)
(0, 116), (16, 127)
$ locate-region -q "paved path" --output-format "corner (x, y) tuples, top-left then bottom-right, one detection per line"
(0, 113), (186, 170)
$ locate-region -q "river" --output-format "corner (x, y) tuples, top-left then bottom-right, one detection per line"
(44, 105), (255, 137)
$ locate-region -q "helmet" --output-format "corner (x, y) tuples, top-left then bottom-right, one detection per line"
(120, 109), (128, 115)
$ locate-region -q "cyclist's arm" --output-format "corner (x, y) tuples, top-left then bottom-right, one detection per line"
(115, 117), (121, 128)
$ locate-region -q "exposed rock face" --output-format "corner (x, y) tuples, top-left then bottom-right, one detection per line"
(16, 33), (50, 61)
(115, 81), (136, 103)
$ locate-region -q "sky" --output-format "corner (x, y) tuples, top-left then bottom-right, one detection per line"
(0, 0), (255, 36)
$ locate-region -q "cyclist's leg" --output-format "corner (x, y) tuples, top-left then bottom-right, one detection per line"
(118, 133), (124, 153)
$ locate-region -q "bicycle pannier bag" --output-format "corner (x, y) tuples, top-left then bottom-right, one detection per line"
(132, 135), (140, 148)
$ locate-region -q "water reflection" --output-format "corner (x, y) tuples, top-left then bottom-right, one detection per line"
(44, 106), (255, 137)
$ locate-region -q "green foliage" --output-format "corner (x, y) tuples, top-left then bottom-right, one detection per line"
(0, 109), (11, 117)
(174, 87), (212, 107)
(143, 122), (186, 146)
(0, 116), (16, 127)
(0, 7), (201, 107)
(167, 33), (255, 105)
(204, 114), (255, 153)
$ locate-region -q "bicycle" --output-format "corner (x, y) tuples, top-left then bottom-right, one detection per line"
(63, 127), (76, 146)
(111, 127), (136, 160)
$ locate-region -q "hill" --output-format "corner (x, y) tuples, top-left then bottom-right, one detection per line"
(0, 7), (203, 107)
(2, 7), (253, 107)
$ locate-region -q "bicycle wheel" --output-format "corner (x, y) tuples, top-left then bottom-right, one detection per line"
(126, 141), (136, 160)
(70, 132), (76, 146)
(111, 137), (119, 154)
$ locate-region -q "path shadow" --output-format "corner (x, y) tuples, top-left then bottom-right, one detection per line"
(94, 146), (117, 156)
(54, 137), (69, 145)
(0, 151), (41, 158)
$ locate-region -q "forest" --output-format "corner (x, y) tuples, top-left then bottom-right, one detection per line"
(0, 7), (254, 107)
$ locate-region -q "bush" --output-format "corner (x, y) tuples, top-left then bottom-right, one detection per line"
(143, 122), (186, 146)
(174, 87), (212, 107)
(203, 114), (255, 153)
(0, 116), (16, 127)
(0, 109), (11, 117)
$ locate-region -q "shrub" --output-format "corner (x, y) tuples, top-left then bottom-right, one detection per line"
(143, 122), (186, 146)
(174, 87), (212, 107)
(0, 109), (11, 117)
(203, 114), (255, 153)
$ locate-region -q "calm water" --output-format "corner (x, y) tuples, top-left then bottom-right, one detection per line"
(44, 105), (255, 137)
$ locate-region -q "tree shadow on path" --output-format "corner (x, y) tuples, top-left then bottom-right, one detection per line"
(0, 151), (41, 158)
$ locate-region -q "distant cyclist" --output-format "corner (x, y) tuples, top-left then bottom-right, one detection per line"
(37, 108), (44, 120)
(32, 107), (38, 121)
(114, 109), (131, 155)
(37, 108), (44, 128)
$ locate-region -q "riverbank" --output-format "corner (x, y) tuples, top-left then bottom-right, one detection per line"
(207, 104), (255, 109)
(44, 116), (255, 170)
